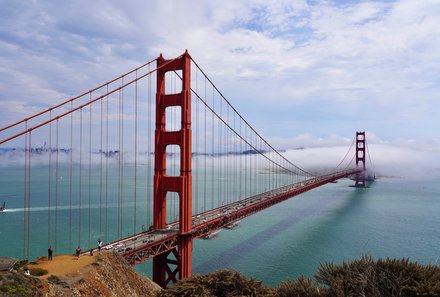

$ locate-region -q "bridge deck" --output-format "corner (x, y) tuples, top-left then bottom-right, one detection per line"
(92, 169), (360, 265)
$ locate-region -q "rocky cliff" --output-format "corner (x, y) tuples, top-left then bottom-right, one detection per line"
(0, 252), (161, 297)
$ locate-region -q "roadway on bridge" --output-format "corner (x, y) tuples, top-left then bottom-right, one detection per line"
(91, 169), (358, 264)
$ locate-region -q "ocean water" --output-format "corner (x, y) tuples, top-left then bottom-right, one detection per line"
(135, 175), (440, 286)
(1, 164), (439, 287)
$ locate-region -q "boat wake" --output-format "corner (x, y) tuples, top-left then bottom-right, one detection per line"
(0, 203), (142, 213)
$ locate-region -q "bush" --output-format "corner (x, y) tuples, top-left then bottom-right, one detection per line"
(47, 275), (70, 288)
(28, 268), (48, 277)
(0, 272), (35, 296)
(12, 260), (28, 271)
(156, 257), (440, 297)
(157, 269), (273, 297)
(315, 255), (440, 297)
(0, 283), (31, 295)
(276, 276), (322, 297)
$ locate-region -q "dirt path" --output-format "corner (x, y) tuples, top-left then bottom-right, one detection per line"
(29, 254), (98, 278)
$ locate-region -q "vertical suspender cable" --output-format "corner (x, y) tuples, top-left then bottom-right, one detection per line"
(259, 139), (261, 190)
(147, 64), (152, 227)
(245, 125), (247, 198)
(225, 101), (228, 205)
(240, 119), (242, 200)
(233, 110), (237, 202)
(211, 85), (215, 210)
(257, 138), (260, 194)
(275, 151), (277, 189)
(23, 122), (28, 260)
(118, 87), (122, 239)
(195, 66), (199, 215)
(250, 131), (252, 197)
(169, 75), (172, 222)
(218, 91), (221, 208)
(55, 119), (59, 254)
(226, 104), (229, 205)
(99, 87), (103, 240)
(171, 74), (176, 222)
(48, 111), (52, 249)
(88, 94), (92, 249)
(245, 122), (248, 199)
(121, 77), (125, 237)
(78, 108), (83, 247)
(231, 109), (234, 202)
(203, 75), (207, 214)
(27, 131), (32, 260)
(134, 71), (138, 234)
(105, 85), (109, 243)
(271, 148), (274, 190)
(69, 102), (73, 252)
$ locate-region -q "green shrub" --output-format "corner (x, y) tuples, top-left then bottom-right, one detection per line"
(0, 283), (31, 296)
(157, 269), (273, 297)
(12, 260), (28, 271)
(156, 257), (440, 297)
(28, 268), (48, 277)
(47, 275), (70, 288)
(315, 255), (440, 297)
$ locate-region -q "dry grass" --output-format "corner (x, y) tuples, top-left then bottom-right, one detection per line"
(157, 256), (440, 297)
(316, 255), (440, 297)
(157, 269), (274, 297)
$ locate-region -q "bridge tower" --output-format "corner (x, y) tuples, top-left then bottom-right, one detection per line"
(153, 51), (193, 287)
(355, 131), (366, 188)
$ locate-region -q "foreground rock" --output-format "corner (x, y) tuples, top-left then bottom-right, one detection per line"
(0, 252), (160, 297)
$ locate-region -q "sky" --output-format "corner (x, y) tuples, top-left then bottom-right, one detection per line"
(0, 0), (439, 175)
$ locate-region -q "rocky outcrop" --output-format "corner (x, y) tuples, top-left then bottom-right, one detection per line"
(1, 252), (161, 297)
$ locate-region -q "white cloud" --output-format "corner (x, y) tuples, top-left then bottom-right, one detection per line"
(0, 0), (439, 144)
(282, 143), (440, 179)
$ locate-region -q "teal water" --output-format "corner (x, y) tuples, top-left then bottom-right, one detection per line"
(134, 175), (440, 286)
(1, 165), (439, 287)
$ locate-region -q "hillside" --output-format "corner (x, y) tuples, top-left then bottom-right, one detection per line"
(0, 252), (160, 297)
(2, 254), (440, 296)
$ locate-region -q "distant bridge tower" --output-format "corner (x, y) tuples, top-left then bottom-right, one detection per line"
(153, 51), (193, 287)
(355, 131), (366, 188)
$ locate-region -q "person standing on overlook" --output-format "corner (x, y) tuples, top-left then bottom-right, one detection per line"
(98, 239), (102, 253)
(48, 246), (53, 260)
(75, 246), (81, 258)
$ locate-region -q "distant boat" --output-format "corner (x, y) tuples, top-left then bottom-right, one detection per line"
(203, 230), (220, 239)
(0, 202), (5, 212)
(224, 220), (241, 229)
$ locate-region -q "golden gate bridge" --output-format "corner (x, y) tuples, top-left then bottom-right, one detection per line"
(0, 50), (371, 287)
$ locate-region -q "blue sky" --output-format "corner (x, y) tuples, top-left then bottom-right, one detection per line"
(0, 0), (439, 153)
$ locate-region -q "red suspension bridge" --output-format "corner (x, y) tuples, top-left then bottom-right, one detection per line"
(0, 51), (371, 287)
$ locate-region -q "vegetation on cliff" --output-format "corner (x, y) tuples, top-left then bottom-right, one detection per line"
(160, 255), (440, 297)
(2, 254), (439, 296)
(0, 252), (161, 297)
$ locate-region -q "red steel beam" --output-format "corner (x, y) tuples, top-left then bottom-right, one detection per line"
(122, 169), (359, 266)
(153, 51), (192, 287)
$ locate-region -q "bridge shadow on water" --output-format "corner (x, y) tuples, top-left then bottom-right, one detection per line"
(194, 183), (370, 274)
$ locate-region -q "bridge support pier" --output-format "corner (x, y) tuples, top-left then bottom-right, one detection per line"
(355, 131), (366, 188)
(152, 250), (178, 286)
(153, 51), (193, 287)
